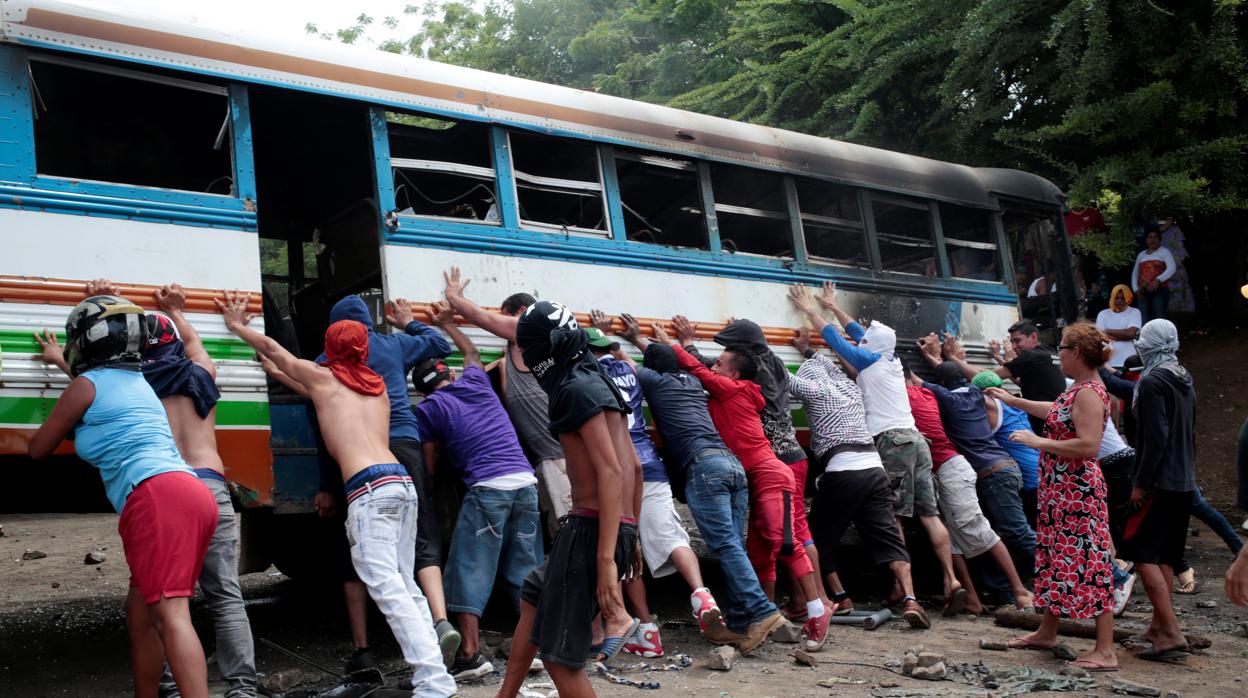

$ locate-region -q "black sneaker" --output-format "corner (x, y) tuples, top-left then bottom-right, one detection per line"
(450, 652), (494, 680)
(344, 647), (384, 684)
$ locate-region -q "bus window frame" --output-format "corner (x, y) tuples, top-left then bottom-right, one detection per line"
(0, 46), (257, 231)
(507, 129), (612, 239)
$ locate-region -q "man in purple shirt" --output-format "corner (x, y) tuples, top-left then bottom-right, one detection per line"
(413, 302), (542, 681)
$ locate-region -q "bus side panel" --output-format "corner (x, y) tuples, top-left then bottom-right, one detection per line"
(0, 209), (274, 505)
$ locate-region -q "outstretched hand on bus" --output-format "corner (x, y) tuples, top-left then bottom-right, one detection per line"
(916, 333), (942, 365)
(818, 281), (838, 309)
(427, 300), (454, 326)
(787, 284), (816, 312)
(943, 332), (966, 361)
(443, 266), (470, 300)
(385, 298), (415, 328)
(653, 322), (673, 345)
(672, 315), (697, 345)
(618, 313), (647, 348)
(31, 329), (70, 375)
(85, 278), (120, 298)
(792, 327), (812, 354)
(589, 309), (614, 336)
(215, 290), (256, 329)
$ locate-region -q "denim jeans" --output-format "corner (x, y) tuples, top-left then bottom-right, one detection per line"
(445, 484), (543, 617)
(159, 477), (256, 698)
(682, 449), (777, 632)
(975, 464), (1036, 572)
(1139, 287), (1170, 324)
(346, 480), (456, 698)
(1191, 487), (1244, 554)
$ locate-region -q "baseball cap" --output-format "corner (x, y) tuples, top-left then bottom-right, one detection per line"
(584, 327), (619, 351)
(972, 370), (1004, 390)
(411, 358), (452, 393)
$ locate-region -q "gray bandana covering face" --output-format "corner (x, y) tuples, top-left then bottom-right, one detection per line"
(1135, 318), (1180, 378)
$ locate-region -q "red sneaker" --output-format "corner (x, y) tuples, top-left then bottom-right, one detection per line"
(623, 623), (664, 658)
(692, 588), (727, 639)
(802, 609), (831, 651)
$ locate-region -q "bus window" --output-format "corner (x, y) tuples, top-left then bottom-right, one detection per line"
(28, 55), (232, 193)
(1002, 205), (1076, 330)
(795, 178), (867, 267)
(940, 204), (1001, 281)
(709, 164), (792, 257)
(614, 150), (709, 250)
(509, 131), (608, 235)
(873, 194), (937, 275)
(388, 112), (498, 222)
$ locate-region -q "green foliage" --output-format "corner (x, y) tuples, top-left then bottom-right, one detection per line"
(311, 0), (1248, 270)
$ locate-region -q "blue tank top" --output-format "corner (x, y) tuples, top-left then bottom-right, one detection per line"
(992, 402), (1040, 492)
(76, 368), (193, 513)
(597, 356), (667, 482)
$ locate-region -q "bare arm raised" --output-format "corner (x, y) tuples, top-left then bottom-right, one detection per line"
(428, 300), (481, 369)
(215, 291), (325, 390)
(441, 266), (518, 341)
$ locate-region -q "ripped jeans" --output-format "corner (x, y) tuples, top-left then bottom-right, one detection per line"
(444, 483), (543, 617)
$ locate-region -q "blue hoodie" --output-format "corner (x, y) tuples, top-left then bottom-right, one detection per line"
(316, 296), (452, 442)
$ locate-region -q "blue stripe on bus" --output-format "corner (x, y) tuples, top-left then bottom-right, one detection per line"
(0, 181), (258, 231)
(387, 216), (1022, 305)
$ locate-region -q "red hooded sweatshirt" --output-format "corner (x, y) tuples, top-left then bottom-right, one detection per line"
(673, 344), (775, 470)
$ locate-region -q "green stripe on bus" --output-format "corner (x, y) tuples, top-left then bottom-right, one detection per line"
(0, 330), (255, 361)
(0, 396), (269, 426)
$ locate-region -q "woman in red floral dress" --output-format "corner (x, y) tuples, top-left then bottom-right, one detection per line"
(986, 322), (1118, 672)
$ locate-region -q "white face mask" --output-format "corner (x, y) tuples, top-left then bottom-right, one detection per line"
(860, 322), (897, 355)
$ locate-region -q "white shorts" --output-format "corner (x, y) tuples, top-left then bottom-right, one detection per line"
(638, 481), (692, 578)
(934, 455), (1000, 558)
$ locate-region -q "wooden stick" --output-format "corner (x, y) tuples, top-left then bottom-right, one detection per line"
(992, 609), (1211, 649)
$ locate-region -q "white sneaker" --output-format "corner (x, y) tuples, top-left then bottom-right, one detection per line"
(1113, 572), (1136, 617)
(1241, 517), (1248, 533)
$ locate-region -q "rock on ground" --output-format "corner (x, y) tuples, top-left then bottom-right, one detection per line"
(1111, 678), (1162, 697)
(706, 645), (735, 671)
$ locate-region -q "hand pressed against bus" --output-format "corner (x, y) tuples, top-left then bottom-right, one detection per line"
(217, 291), (457, 697)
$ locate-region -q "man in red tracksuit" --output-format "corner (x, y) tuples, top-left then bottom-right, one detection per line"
(667, 336), (832, 650)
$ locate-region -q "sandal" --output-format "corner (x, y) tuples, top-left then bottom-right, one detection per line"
(594, 618), (640, 666)
(1135, 643), (1190, 664)
(1069, 658), (1119, 672)
(1175, 569), (1200, 595)
(901, 597), (930, 630)
(942, 588), (968, 618)
(831, 591), (854, 616)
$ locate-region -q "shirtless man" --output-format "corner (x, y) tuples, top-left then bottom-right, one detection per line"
(217, 291), (456, 698)
(35, 280), (258, 698)
(440, 272), (639, 698)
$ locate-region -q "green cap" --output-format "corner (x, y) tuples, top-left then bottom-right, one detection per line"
(584, 327), (618, 350)
(972, 371), (1004, 390)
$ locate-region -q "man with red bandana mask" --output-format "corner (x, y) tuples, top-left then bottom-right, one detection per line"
(218, 292), (456, 697)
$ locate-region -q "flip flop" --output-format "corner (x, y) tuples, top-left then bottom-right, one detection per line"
(1175, 580), (1201, 595)
(1135, 644), (1190, 664)
(1068, 658), (1119, 673)
(902, 604), (931, 630)
(1006, 637), (1056, 651)
(595, 618), (641, 666)
(942, 588), (968, 618)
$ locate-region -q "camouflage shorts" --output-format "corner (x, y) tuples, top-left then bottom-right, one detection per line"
(873, 428), (938, 518)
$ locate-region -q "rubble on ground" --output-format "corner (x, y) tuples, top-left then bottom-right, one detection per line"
(706, 645), (735, 671)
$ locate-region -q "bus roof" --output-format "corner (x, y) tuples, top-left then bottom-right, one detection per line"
(2, 0), (1064, 210)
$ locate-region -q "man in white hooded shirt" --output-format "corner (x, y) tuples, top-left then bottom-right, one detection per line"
(790, 284), (955, 628)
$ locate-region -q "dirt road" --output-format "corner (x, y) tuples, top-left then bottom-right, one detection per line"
(3, 511), (1247, 697)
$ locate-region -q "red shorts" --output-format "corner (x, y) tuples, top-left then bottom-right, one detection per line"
(745, 459), (813, 583)
(119, 471), (217, 604)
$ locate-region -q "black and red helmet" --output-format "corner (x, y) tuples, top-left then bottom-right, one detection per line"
(64, 295), (147, 376)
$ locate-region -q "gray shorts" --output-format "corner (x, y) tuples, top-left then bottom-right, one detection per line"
(934, 455), (1000, 558)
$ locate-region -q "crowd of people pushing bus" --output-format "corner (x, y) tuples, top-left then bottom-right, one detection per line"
(25, 263), (1248, 698)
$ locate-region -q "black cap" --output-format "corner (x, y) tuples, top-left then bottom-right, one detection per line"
(411, 358), (452, 393)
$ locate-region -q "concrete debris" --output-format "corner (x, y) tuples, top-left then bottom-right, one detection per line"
(983, 665), (1096, 695)
(909, 661), (946, 681)
(1164, 692), (1180, 698)
(1050, 643), (1076, 661)
(0, 524), (5, 536)
(816, 676), (867, 687)
(901, 652), (918, 675)
(904, 644), (925, 656)
(791, 649), (818, 667)
(1058, 665), (1089, 679)
(706, 646), (736, 671)
(771, 621), (802, 643)
(1196, 600), (1217, 609)
(915, 652), (944, 668)
(83, 551), (106, 565)
(21, 549), (47, 560)
(979, 638), (1008, 651)
(1111, 679), (1162, 697)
